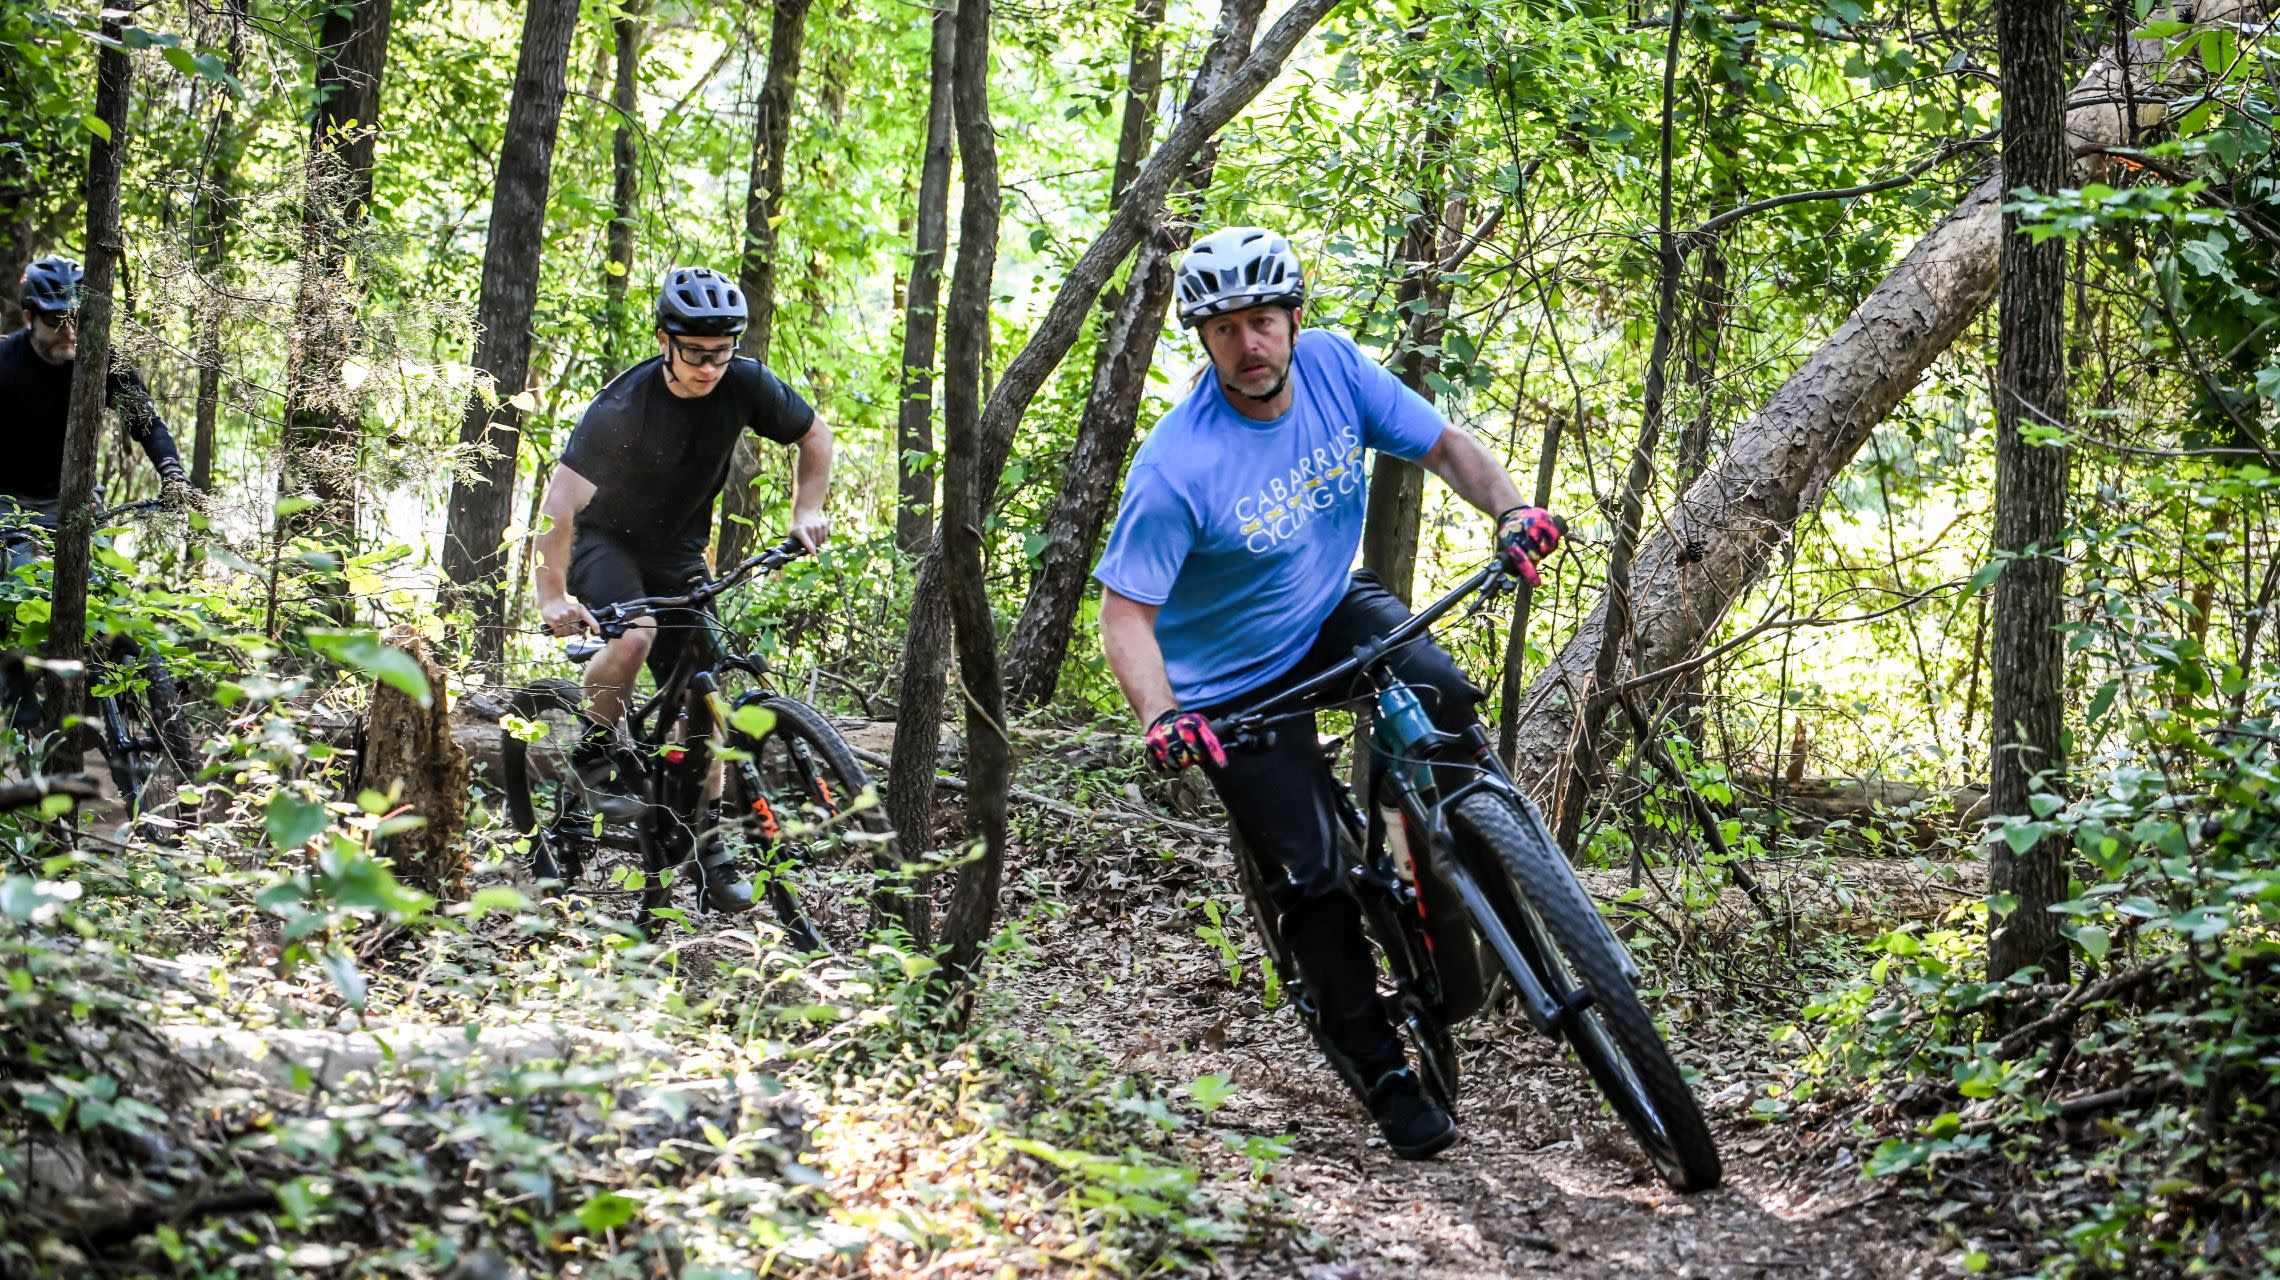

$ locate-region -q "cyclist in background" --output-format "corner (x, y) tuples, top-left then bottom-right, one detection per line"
(529, 266), (834, 912)
(1093, 227), (1564, 1160)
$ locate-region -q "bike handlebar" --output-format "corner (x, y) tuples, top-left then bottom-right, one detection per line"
(584, 536), (809, 638)
(1207, 560), (1510, 752)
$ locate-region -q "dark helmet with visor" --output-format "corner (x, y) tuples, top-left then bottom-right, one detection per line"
(655, 265), (748, 337)
(21, 256), (84, 316)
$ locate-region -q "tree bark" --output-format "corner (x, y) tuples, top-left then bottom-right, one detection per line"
(440, 0), (581, 670)
(604, 0), (647, 368)
(1002, 0), (1264, 711)
(190, 2), (247, 495)
(46, 22), (131, 715)
(1503, 3), (2238, 801)
(719, 0), (816, 567)
(933, 0), (1007, 981)
(1987, 0), (2072, 984)
(356, 629), (470, 901)
(1360, 73), (1461, 606)
(278, 0), (392, 573)
(886, 0), (1343, 840)
(1552, 9), (1686, 851)
(895, 0), (958, 557)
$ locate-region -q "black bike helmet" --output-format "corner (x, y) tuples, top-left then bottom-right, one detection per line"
(20, 256), (83, 316)
(655, 266), (747, 337)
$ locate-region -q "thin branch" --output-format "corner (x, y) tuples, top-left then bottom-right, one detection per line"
(1691, 131), (1997, 238)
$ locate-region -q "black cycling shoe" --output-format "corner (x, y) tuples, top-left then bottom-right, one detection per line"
(1367, 1067), (1458, 1160)
(690, 835), (755, 914)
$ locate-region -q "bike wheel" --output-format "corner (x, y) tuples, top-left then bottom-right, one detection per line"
(100, 638), (197, 821)
(1449, 791), (1723, 1192)
(721, 694), (902, 956)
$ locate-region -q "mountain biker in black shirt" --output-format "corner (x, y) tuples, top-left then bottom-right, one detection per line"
(530, 265), (834, 912)
(0, 257), (193, 538)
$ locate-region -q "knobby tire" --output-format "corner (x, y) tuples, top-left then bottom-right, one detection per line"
(724, 693), (906, 955)
(1449, 791), (1724, 1192)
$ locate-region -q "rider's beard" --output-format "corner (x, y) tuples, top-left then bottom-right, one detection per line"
(1219, 349), (1290, 404)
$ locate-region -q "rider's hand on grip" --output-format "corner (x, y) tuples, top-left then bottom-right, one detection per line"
(1495, 506), (1566, 588)
(540, 593), (600, 638)
(1145, 709), (1227, 774)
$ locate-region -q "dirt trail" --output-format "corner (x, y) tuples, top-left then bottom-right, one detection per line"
(998, 846), (1942, 1278)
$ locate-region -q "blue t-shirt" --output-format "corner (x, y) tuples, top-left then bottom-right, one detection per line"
(1093, 329), (1446, 707)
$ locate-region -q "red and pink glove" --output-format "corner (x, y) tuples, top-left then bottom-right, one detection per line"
(1496, 506), (1566, 587)
(1145, 709), (1227, 773)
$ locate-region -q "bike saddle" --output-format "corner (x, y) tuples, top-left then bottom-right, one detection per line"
(565, 638), (605, 665)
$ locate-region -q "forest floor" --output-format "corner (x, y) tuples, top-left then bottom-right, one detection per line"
(977, 820), (1952, 1279)
(15, 719), (1983, 1277)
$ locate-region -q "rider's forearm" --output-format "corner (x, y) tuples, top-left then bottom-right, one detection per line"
(111, 366), (186, 483)
(1420, 425), (1524, 519)
(792, 413), (833, 513)
(1100, 591), (1178, 726)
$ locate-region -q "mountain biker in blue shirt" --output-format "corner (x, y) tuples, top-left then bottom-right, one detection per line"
(1094, 227), (1565, 1161)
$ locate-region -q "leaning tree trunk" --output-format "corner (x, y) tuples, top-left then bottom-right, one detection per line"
(440, 0), (581, 670)
(885, 0), (1343, 846)
(1002, 0), (1265, 711)
(277, 0), (391, 577)
(190, 0), (247, 494)
(1504, 1), (2244, 800)
(719, 0), (815, 567)
(1987, 0), (2073, 984)
(894, 0), (957, 556)
(603, 0), (647, 367)
(934, 0), (1007, 983)
(46, 21), (130, 716)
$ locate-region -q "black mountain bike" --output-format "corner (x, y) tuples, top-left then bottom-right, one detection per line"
(1211, 561), (1723, 1192)
(1, 499), (197, 821)
(499, 539), (903, 947)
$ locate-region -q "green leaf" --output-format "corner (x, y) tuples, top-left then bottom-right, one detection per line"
(38, 793), (75, 819)
(161, 45), (196, 76)
(321, 945), (367, 1011)
(305, 629), (432, 707)
(2027, 792), (2065, 818)
(1966, 558), (2006, 595)
(729, 702), (776, 740)
(275, 495), (319, 520)
(2002, 821), (2048, 855)
(577, 1190), (641, 1234)
(467, 886), (527, 919)
(265, 792), (330, 851)
(81, 114), (111, 141)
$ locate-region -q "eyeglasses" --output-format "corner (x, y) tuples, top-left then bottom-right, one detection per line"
(670, 339), (736, 369)
(29, 311), (78, 331)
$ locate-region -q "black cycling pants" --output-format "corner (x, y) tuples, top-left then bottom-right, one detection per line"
(1196, 569), (1484, 1081)
(566, 528), (712, 684)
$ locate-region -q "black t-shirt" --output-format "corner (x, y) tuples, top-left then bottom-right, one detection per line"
(559, 355), (815, 549)
(0, 328), (184, 502)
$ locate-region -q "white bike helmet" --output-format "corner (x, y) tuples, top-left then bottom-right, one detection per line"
(1174, 227), (1305, 328)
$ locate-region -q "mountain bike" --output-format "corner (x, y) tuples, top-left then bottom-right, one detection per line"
(498, 539), (904, 947)
(1210, 561), (1723, 1191)
(1, 498), (198, 822)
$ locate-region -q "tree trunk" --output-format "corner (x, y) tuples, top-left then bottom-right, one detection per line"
(1552, 10), (1686, 851)
(1497, 411), (1563, 764)
(603, 0), (647, 368)
(929, 0), (1008, 982)
(1002, 0), (1264, 711)
(356, 629), (471, 901)
(1503, 2), (2236, 800)
(895, 0), (958, 556)
(719, 0), (815, 567)
(190, 2), (247, 495)
(440, 0), (581, 670)
(1986, 0), (2072, 984)
(885, 0), (1343, 839)
(45, 22), (131, 715)
(1360, 75), (1460, 607)
(277, 0), (392, 577)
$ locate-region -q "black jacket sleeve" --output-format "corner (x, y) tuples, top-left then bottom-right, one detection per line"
(106, 362), (187, 483)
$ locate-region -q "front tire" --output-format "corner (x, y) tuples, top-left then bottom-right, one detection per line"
(1450, 791), (1723, 1192)
(722, 694), (904, 955)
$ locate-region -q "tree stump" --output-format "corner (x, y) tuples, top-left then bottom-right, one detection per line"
(356, 627), (470, 900)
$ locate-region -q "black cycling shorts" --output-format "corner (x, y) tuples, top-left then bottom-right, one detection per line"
(566, 529), (712, 682)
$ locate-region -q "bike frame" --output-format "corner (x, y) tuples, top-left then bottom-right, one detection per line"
(1209, 561), (1636, 1041)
